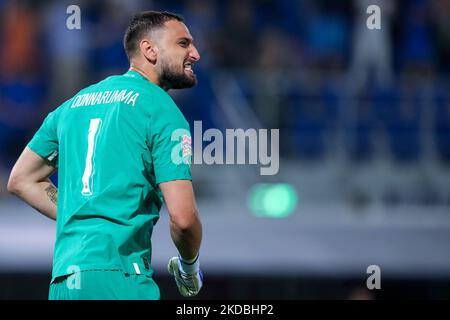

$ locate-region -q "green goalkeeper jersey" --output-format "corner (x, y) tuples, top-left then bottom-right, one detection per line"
(28, 70), (192, 281)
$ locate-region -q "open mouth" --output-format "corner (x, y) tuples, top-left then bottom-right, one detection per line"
(184, 62), (194, 74)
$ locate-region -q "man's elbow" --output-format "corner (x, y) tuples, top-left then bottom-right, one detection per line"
(170, 209), (201, 233)
(7, 174), (25, 196)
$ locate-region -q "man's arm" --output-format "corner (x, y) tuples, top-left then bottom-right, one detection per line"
(159, 180), (202, 260)
(160, 179), (203, 297)
(7, 147), (57, 220)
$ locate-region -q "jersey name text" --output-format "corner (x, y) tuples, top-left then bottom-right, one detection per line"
(71, 90), (140, 108)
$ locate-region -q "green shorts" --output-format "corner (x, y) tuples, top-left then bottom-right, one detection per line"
(48, 270), (160, 300)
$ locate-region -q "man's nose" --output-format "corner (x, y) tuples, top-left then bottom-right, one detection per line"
(190, 46), (200, 61)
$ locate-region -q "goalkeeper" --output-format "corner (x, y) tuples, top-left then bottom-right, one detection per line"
(7, 11), (203, 299)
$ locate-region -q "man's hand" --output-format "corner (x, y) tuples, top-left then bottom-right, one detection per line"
(168, 256), (203, 297)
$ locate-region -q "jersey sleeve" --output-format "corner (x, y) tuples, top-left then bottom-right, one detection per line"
(27, 109), (60, 167)
(147, 93), (192, 184)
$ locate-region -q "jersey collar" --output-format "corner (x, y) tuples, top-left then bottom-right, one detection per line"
(124, 69), (165, 91)
(124, 70), (149, 82)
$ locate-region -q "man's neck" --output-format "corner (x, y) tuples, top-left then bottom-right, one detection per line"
(129, 65), (160, 87)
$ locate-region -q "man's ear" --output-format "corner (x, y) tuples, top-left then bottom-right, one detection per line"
(139, 38), (158, 64)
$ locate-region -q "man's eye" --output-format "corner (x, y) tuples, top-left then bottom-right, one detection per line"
(179, 41), (188, 47)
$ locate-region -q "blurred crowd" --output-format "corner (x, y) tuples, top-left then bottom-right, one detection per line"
(1, 0), (450, 188)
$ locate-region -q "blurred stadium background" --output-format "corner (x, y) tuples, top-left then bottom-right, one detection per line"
(1, 0), (450, 299)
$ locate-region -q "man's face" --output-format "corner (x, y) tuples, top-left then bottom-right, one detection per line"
(156, 20), (200, 90)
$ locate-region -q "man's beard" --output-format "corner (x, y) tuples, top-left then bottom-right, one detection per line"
(158, 59), (197, 90)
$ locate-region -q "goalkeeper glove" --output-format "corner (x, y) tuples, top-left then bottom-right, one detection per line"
(167, 255), (203, 297)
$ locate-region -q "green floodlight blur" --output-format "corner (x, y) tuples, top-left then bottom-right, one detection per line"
(248, 183), (298, 218)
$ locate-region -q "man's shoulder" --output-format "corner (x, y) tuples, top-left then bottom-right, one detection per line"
(66, 72), (181, 113)
(67, 74), (150, 108)
(95, 73), (170, 101)
(78, 74), (122, 93)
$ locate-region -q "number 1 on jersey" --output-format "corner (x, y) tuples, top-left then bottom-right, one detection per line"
(82, 118), (102, 195)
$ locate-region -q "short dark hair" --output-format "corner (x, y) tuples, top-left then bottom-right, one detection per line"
(123, 11), (184, 61)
